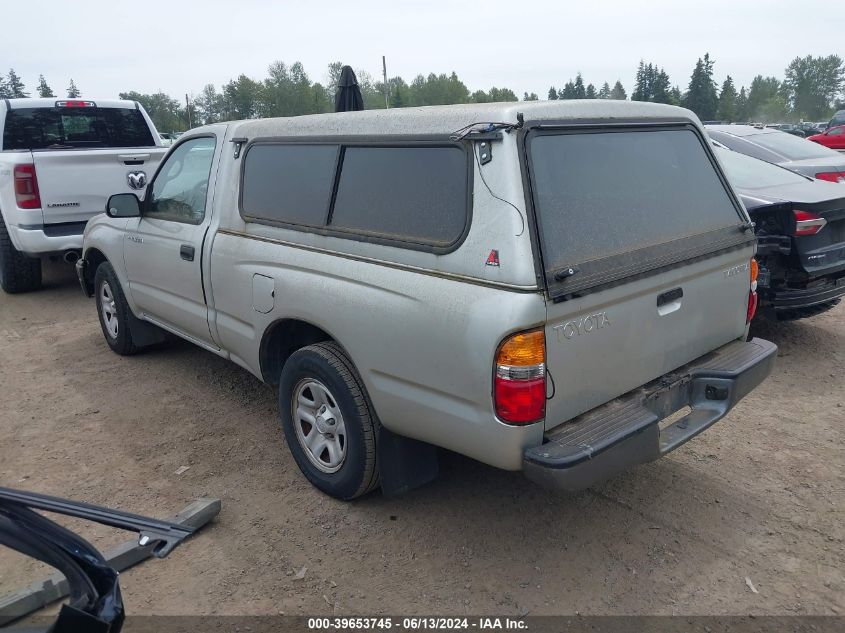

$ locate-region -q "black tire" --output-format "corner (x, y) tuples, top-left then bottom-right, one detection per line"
(93, 262), (139, 356)
(0, 218), (42, 293)
(279, 342), (380, 500)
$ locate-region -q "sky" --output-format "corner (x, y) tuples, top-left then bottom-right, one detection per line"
(2, 0), (841, 101)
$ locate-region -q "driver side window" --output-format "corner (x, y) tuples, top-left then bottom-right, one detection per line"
(147, 136), (216, 224)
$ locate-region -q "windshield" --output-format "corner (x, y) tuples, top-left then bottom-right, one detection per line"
(715, 147), (810, 189)
(745, 130), (838, 161)
(2, 106), (156, 150)
(529, 127), (742, 278)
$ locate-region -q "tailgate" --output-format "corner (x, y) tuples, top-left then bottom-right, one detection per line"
(544, 250), (752, 427)
(524, 124), (755, 429)
(33, 149), (165, 225)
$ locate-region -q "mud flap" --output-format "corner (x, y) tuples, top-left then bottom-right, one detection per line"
(378, 427), (439, 497)
(127, 310), (167, 347)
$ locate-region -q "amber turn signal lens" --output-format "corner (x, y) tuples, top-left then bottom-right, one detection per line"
(750, 258), (759, 283)
(496, 329), (545, 366)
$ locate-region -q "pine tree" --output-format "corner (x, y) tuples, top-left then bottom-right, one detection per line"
(632, 62), (647, 101)
(598, 82), (611, 99)
(610, 80), (627, 100)
(682, 53), (719, 120)
(585, 83), (597, 99)
(67, 79), (81, 98)
(735, 87), (749, 122)
(717, 75), (738, 122)
(0, 75), (8, 99)
(390, 84), (405, 108)
(523, 92), (539, 101)
(632, 63), (673, 103)
(573, 73), (586, 99)
(36, 74), (54, 98)
(669, 86), (682, 106)
(560, 80), (576, 100)
(6, 69), (28, 98)
(547, 86), (558, 100)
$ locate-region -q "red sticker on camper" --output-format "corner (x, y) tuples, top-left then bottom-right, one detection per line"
(485, 250), (500, 267)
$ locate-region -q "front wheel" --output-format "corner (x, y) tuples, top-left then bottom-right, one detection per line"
(279, 342), (380, 500)
(94, 262), (139, 356)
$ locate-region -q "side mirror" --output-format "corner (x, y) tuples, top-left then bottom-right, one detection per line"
(106, 193), (141, 218)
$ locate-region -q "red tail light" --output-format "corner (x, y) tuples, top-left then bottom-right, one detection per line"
(494, 329), (546, 424)
(13, 164), (41, 209)
(814, 171), (845, 183)
(747, 258), (759, 323)
(792, 210), (827, 236)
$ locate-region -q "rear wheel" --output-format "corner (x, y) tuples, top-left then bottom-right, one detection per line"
(94, 262), (139, 356)
(279, 342), (380, 500)
(0, 219), (42, 294)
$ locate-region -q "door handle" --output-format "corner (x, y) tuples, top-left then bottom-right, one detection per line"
(180, 245), (195, 261)
(657, 287), (683, 307)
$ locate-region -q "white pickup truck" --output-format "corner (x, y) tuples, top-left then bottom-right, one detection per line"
(0, 98), (167, 293)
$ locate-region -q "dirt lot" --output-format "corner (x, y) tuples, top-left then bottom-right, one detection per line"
(0, 261), (843, 617)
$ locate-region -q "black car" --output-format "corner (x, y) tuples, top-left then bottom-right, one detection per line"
(715, 146), (845, 319)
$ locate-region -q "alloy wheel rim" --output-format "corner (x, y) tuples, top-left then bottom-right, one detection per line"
(291, 378), (347, 474)
(99, 281), (119, 339)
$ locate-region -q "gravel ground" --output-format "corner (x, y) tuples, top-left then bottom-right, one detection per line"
(0, 261), (842, 616)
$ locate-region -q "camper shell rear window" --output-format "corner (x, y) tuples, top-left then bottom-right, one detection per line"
(525, 124), (750, 299)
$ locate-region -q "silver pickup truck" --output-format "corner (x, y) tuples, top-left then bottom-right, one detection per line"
(77, 101), (776, 499)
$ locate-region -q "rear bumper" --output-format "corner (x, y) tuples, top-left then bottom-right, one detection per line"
(6, 223), (84, 256)
(523, 337), (777, 491)
(765, 276), (845, 310)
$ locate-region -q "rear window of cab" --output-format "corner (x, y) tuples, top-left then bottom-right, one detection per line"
(2, 107), (156, 150)
(240, 143), (470, 251)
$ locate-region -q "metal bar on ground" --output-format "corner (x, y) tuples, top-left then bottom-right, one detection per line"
(0, 497), (221, 626)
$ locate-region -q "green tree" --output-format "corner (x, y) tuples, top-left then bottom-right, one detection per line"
(407, 72), (469, 106)
(6, 69), (28, 98)
(598, 82), (611, 99)
(668, 86), (682, 106)
(548, 87), (558, 100)
(523, 92), (539, 101)
(745, 76), (781, 121)
(560, 79), (576, 99)
(631, 62), (672, 103)
(782, 54), (845, 121)
(0, 75), (9, 99)
(573, 73), (586, 99)
(119, 91), (186, 131)
(470, 89), (490, 103)
(610, 80), (627, 100)
(682, 53), (718, 120)
(735, 86), (749, 121)
(488, 87), (518, 102)
(67, 79), (80, 98)
(193, 84), (225, 124)
(717, 75), (738, 122)
(222, 75), (263, 119)
(36, 74), (54, 98)
(585, 83), (597, 99)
